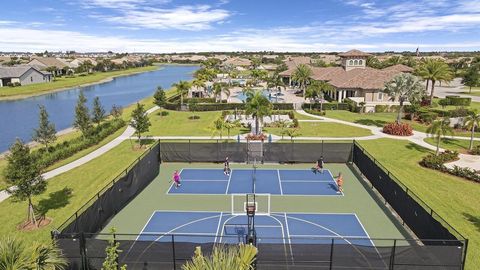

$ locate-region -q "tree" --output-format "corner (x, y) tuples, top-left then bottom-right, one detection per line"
(188, 99), (198, 119)
(153, 86), (167, 107)
(462, 66), (480, 93)
(212, 82), (229, 102)
(267, 73), (285, 91)
(383, 73), (425, 124)
(250, 69), (267, 86)
(192, 79), (206, 95)
(463, 112), (480, 150)
(172, 80), (191, 106)
(182, 244), (257, 270)
(73, 92), (92, 137)
(110, 104), (123, 119)
(277, 120), (289, 139)
(31, 242), (68, 270)
(102, 228), (127, 270)
(92, 96), (106, 125)
(33, 105), (56, 151)
(224, 120), (241, 138)
(305, 80), (334, 111)
(427, 118), (454, 155)
(130, 103), (151, 147)
(211, 117), (224, 138)
(291, 64), (313, 97)
(285, 128), (301, 141)
(4, 140), (47, 227)
(416, 59), (453, 104)
(245, 90), (273, 135)
(0, 237), (30, 269)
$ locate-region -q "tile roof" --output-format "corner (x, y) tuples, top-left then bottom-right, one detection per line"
(338, 49), (371, 57)
(0, 66), (50, 78)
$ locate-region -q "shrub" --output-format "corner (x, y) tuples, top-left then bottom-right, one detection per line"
(389, 105), (401, 113)
(420, 150), (459, 170)
(159, 111), (169, 116)
(470, 145), (480, 155)
(302, 102), (349, 110)
(13, 82), (21, 87)
(418, 111), (438, 124)
(382, 122), (413, 136)
(446, 95), (471, 106)
(32, 118), (125, 169)
(188, 115), (200, 120)
(438, 99), (450, 108)
(6, 82), (14, 87)
(449, 108), (471, 117)
(288, 111), (295, 119)
(305, 109), (326, 116)
(375, 105), (388, 113)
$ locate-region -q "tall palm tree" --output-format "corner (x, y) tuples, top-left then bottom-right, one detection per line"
(222, 86), (231, 102)
(384, 73), (425, 124)
(172, 80), (191, 106)
(305, 80), (334, 111)
(182, 244), (257, 270)
(416, 59), (453, 104)
(463, 112), (480, 150)
(192, 79), (206, 96)
(291, 64), (313, 97)
(212, 82), (226, 103)
(267, 72), (285, 91)
(427, 118), (454, 155)
(245, 90), (273, 135)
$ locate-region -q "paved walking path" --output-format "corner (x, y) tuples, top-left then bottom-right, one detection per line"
(1, 107), (479, 203)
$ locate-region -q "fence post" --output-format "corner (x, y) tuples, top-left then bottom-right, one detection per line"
(389, 239), (396, 270)
(462, 239), (469, 270)
(329, 238), (334, 270)
(188, 139), (191, 163)
(172, 235), (177, 270)
(80, 232), (88, 270)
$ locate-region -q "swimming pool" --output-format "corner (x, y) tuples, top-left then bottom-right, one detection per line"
(234, 90), (285, 102)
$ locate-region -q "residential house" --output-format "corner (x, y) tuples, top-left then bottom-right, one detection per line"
(222, 57), (252, 69)
(0, 66), (52, 87)
(280, 49), (414, 112)
(69, 57), (98, 70)
(283, 56), (312, 69)
(27, 57), (71, 76)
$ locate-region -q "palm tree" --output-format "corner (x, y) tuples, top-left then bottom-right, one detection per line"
(212, 82), (228, 102)
(427, 118), (454, 155)
(277, 119), (289, 139)
(285, 128), (301, 141)
(464, 112), (480, 150)
(192, 79), (206, 96)
(31, 243), (68, 270)
(173, 80), (192, 106)
(182, 244), (257, 270)
(267, 73), (285, 91)
(0, 237), (30, 270)
(291, 64), (313, 97)
(305, 80), (334, 111)
(245, 90), (273, 135)
(250, 69), (267, 86)
(416, 59), (453, 104)
(384, 73), (425, 124)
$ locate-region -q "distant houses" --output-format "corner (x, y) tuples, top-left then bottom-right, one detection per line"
(28, 57), (71, 76)
(0, 66), (52, 87)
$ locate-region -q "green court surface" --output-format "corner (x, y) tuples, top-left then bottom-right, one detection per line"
(102, 162), (410, 244)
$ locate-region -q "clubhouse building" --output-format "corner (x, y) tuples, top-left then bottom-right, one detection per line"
(279, 49), (413, 112)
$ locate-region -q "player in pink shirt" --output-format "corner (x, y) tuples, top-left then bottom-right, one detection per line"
(172, 170), (181, 189)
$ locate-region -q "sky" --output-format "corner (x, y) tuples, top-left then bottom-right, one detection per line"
(1, 0), (480, 53)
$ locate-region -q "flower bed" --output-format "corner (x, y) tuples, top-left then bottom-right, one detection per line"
(245, 133), (267, 141)
(382, 122), (413, 136)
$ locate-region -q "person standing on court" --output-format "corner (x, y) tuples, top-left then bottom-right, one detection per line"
(336, 172), (344, 193)
(224, 156), (231, 176)
(172, 170), (181, 189)
(313, 156), (324, 174)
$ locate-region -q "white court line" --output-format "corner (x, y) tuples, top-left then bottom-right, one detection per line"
(281, 180), (334, 183)
(165, 168), (184, 195)
(140, 232), (218, 236)
(288, 234), (370, 238)
(181, 179), (229, 182)
(353, 214), (387, 268)
(214, 212), (224, 243)
(134, 212), (157, 241)
(225, 170), (232, 194)
(327, 169), (344, 195)
(277, 170), (283, 195)
(284, 213), (294, 264)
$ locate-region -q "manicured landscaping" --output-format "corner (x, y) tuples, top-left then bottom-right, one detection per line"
(424, 137), (479, 152)
(0, 140), (152, 244)
(358, 138), (480, 269)
(0, 66), (158, 99)
(264, 122), (372, 137)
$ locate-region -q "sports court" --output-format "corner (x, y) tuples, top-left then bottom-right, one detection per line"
(168, 168), (341, 195)
(137, 211), (372, 246)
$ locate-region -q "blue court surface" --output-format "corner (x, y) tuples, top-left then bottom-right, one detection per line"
(137, 211), (372, 247)
(168, 168), (342, 195)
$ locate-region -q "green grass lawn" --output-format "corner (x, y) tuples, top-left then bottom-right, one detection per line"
(0, 140), (152, 244)
(265, 122), (372, 137)
(460, 91), (480, 97)
(424, 137), (479, 153)
(323, 110), (478, 137)
(147, 110), (249, 137)
(358, 139), (480, 269)
(0, 66), (158, 99)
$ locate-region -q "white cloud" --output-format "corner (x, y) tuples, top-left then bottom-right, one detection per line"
(0, 27), (479, 53)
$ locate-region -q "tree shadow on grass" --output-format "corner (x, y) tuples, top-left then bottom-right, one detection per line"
(37, 187), (73, 216)
(405, 142), (432, 154)
(439, 138), (470, 152)
(354, 119), (387, 127)
(463, 213), (480, 232)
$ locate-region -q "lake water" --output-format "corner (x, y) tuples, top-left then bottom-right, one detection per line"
(0, 65), (199, 152)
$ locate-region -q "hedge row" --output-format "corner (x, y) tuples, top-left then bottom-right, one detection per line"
(32, 119), (126, 169)
(164, 101), (293, 111)
(420, 151), (480, 183)
(444, 96), (472, 106)
(302, 102), (350, 110)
